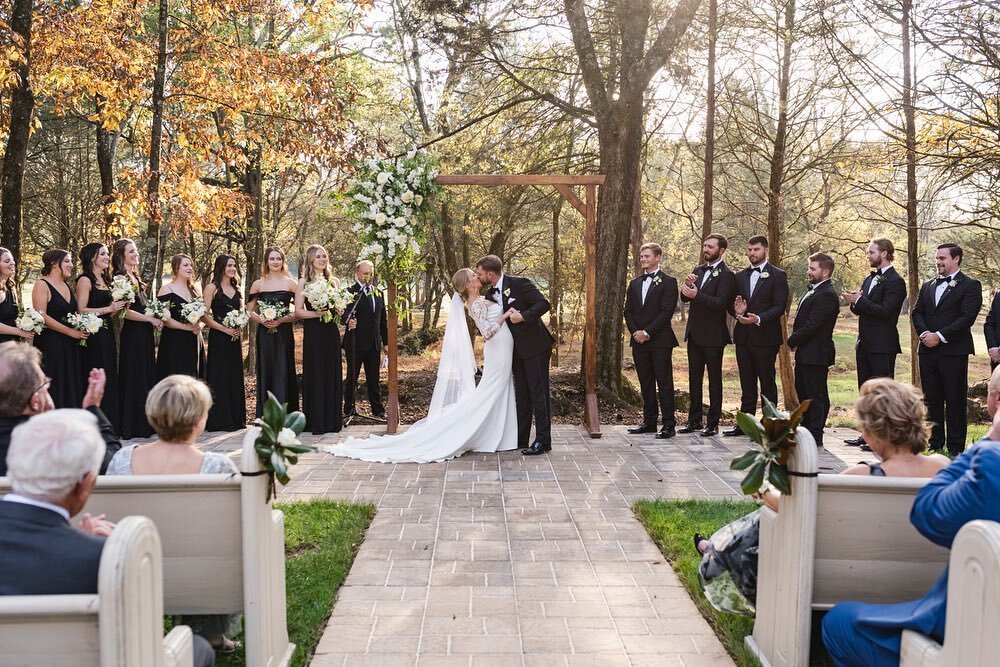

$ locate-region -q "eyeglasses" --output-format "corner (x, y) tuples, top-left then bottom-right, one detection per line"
(32, 376), (52, 396)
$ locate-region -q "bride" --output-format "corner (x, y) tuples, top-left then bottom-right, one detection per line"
(324, 268), (518, 463)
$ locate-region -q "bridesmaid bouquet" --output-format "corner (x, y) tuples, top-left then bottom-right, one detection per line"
(144, 298), (171, 321)
(110, 276), (136, 319)
(302, 279), (338, 323)
(180, 298), (207, 325)
(221, 309), (250, 341)
(330, 286), (351, 319)
(66, 312), (103, 346)
(257, 300), (290, 334)
(15, 307), (45, 335)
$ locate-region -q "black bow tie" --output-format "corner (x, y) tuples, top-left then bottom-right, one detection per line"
(642, 273), (656, 281)
(750, 267), (762, 273)
(935, 276), (951, 285)
(488, 287), (499, 296)
(871, 269), (883, 276)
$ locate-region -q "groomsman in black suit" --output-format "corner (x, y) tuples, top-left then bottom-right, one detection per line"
(912, 243), (983, 454)
(725, 235), (789, 436)
(840, 238), (906, 449)
(680, 234), (737, 437)
(787, 253), (840, 447)
(624, 243), (679, 439)
(343, 260), (389, 419)
(986, 289), (1000, 371)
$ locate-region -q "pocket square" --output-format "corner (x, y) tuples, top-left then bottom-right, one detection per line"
(508, 297), (516, 302)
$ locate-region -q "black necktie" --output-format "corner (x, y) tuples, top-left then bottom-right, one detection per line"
(935, 276), (950, 286)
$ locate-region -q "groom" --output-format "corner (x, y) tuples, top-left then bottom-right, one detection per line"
(475, 255), (556, 456)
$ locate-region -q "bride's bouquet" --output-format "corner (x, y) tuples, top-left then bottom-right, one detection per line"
(110, 276), (136, 319)
(144, 298), (171, 321)
(221, 308), (250, 341)
(66, 312), (103, 346)
(15, 306), (45, 336)
(180, 298), (207, 325)
(257, 300), (290, 334)
(302, 279), (336, 323)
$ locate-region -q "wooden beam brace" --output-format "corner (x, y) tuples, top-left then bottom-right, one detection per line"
(553, 184), (587, 216)
(434, 174), (606, 186)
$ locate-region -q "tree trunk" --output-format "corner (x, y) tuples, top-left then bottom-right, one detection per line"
(902, 0), (920, 387)
(141, 0), (169, 287)
(630, 173), (642, 275)
(551, 199), (562, 367)
(242, 151), (264, 374)
(702, 0), (717, 241)
(95, 95), (120, 239)
(0, 0), (35, 264)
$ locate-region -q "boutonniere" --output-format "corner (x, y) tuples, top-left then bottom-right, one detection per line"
(759, 271), (770, 279)
(652, 275), (662, 286)
(801, 290), (814, 301)
(948, 279), (958, 289)
(874, 275), (885, 286)
(503, 288), (511, 298)
(711, 268), (720, 278)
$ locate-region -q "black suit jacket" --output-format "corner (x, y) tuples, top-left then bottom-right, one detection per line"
(911, 271), (983, 356)
(985, 291), (1000, 351)
(0, 501), (105, 595)
(732, 263), (790, 347)
(0, 406), (120, 477)
(788, 281), (839, 366)
(624, 270), (679, 349)
(498, 275), (555, 360)
(681, 261), (737, 347)
(342, 282), (389, 352)
(850, 267), (906, 354)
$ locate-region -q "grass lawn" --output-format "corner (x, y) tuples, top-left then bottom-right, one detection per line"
(634, 499), (835, 667)
(217, 499), (376, 667)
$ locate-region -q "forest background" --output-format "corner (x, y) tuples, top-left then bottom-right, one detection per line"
(0, 0), (998, 422)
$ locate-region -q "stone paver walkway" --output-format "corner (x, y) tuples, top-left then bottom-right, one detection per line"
(192, 423), (855, 666)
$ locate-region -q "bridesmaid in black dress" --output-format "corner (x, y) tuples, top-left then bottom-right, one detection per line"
(0, 247), (33, 345)
(31, 249), (87, 407)
(156, 254), (205, 380)
(203, 254), (247, 431)
(295, 244), (343, 434)
(113, 238), (165, 439)
(76, 243), (128, 429)
(248, 246), (298, 417)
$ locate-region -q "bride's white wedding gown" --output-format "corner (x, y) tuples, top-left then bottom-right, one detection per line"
(325, 297), (517, 463)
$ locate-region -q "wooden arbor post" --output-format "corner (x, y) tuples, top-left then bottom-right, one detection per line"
(383, 173), (605, 438)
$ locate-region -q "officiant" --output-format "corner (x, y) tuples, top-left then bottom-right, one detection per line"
(343, 260), (388, 420)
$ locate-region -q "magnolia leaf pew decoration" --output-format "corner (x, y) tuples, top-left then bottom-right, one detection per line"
(252, 392), (316, 501)
(730, 396), (812, 496)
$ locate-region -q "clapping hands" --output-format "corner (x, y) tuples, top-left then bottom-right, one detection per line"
(681, 274), (699, 299)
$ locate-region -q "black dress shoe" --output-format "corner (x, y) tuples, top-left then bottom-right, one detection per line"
(700, 426), (719, 437)
(844, 436), (866, 446)
(656, 427), (676, 440)
(723, 427), (745, 437)
(628, 423), (657, 434)
(677, 423), (703, 434)
(522, 441), (552, 456)
(859, 443), (873, 452)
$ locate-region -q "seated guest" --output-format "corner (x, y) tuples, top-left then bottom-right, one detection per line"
(822, 366), (1000, 666)
(106, 374), (240, 654)
(695, 378), (949, 605)
(0, 341), (121, 475)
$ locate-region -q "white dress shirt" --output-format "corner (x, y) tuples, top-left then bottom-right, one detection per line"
(492, 273), (506, 306)
(700, 260), (724, 288)
(749, 262), (767, 299)
(866, 264), (892, 296)
(640, 270), (658, 305)
(934, 272), (958, 306)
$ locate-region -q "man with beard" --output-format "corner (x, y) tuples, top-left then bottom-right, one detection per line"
(840, 238), (906, 450)
(680, 234), (737, 437)
(787, 253), (840, 447)
(725, 235), (789, 436)
(911, 243), (983, 455)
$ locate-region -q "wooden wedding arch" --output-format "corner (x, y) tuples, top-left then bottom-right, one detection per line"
(382, 173), (606, 439)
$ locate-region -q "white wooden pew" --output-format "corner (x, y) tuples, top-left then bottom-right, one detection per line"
(900, 519), (1000, 667)
(745, 428), (950, 667)
(0, 516), (194, 667)
(0, 428), (294, 667)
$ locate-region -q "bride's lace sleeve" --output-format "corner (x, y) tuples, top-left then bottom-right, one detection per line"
(470, 299), (501, 340)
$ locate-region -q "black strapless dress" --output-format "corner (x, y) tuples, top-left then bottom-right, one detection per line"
(301, 302), (342, 434)
(205, 289), (247, 431)
(81, 283), (120, 429)
(34, 280), (84, 408)
(119, 288), (156, 439)
(0, 289), (18, 345)
(253, 290), (298, 417)
(155, 292), (204, 380)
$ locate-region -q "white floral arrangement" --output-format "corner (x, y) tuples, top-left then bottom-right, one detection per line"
(330, 285), (351, 315)
(258, 300), (290, 334)
(345, 149), (441, 281)
(221, 308), (249, 341)
(302, 279), (337, 323)
(66, 312), (103, 346)
(110, 276), (136, 319)
(760, 271), (770, 279)
(144, 298), (171, 321)
(15, 307), (45, 335)
(180, 298), (206, 325)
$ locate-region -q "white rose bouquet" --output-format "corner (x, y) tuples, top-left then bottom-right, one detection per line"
(66, 312), (103, 346)
(15, 306), (45, 335)
(303, 279), (346, 323)
(221, 309), (250, 341)
(257, 300), (290, 334)
(110, 276), (136, 319)
(180, 298), (207, 325)
(144, 298), (171, 321)
(330, 285), (351, 317)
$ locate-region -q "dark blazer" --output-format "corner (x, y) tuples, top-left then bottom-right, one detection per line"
(0, 406), (121, 477)
(732, 263), (790, 347)
(342, 282), (389, 352)
(985, 291), (1000, 351)
(681, 261), (737, 347)
(624, 270), (679, 349)
(787, 280), (839, 366)
(0, 500), (105, 595)
(911, 271), (983, 356)
(497, 275), (555, 360)
(850, 266), (906, 354)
